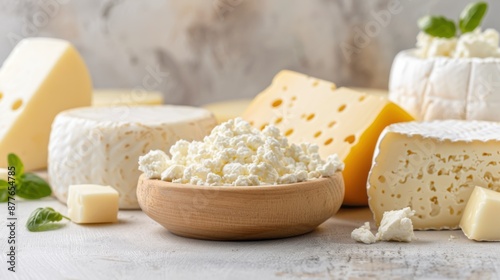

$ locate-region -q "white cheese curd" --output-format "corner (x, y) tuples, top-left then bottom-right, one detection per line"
(138, 118), (344, 186)
(351, 222), (377, 244)
(416, 29), (500, 58)
(351, 207), (416, 244)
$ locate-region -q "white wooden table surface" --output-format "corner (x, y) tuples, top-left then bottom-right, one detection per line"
(1, 198), (499, 280)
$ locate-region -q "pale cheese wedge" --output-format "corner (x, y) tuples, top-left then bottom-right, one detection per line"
(0, 38), (92, 171)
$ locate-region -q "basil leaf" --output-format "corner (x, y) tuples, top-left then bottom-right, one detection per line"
(26, 207), (70, 232)
(0, 180), (8, 202)
(418, 15), (457, 38)
(7, 153), (24, 180)
(459, 2), (488, 34)
(16, 173), (52, 199)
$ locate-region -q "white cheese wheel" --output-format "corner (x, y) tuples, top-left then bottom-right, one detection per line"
(389, 49), (500, 121)
(48, 106), (217, 209)
(368, 120), (500, 230)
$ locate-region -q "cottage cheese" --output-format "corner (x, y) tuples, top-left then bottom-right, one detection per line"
(138, 118), (344, 186)
(416, 28), (500, 58)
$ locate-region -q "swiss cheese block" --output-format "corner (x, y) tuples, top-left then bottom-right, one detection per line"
(389, 49), (500, 121)
(0, 38), (92, 171)
(368, 120), (500, 230)
(242, 70), (414, 205)
(93, 89), (163, 106)
(67, 184), (119, 224)
(49, 105), (217, 209)
(460, 186), (500, 241)
(202, 99), (252, 123)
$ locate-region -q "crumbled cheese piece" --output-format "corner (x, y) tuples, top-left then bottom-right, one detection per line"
(352, 207), (416, 244)
(416, 32), (457, 58)
(137, 150), (170, 179)
(351, 222), (376, 244)
(416, 29), (500, 58)
(448, 235), (457, 241)
(139, 118), (344, 186)
(375, 207), (416, 242)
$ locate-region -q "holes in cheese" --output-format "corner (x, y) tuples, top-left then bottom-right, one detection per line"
(0, 92), (3, 101)
(284, 128), (294, 136)
(306, 113), (315, 121)
(368, 120), (500, 229)
(271, 99), (283, 108)
(243, 70), (413, 205)
(11, 99), (23, 110)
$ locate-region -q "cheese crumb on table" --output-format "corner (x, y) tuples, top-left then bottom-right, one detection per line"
(375, 207), (416, 242)
(352, 207), (416, 244)
(139, 118), (344, 186)
(351, 222), (376, 244)
(67, 184), (119, 224)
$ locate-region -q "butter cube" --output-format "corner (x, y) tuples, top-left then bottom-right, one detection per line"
(460, 186), (500, 241)
(67, 185), (119, 224)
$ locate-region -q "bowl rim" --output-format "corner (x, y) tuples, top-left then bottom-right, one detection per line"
(139, 172), (342, 192)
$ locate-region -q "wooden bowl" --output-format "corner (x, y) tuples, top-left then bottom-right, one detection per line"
(137, 173), (344, 240)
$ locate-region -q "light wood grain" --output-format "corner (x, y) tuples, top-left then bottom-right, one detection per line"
(137, 173), (344, 240)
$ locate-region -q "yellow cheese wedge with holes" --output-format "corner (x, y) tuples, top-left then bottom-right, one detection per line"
(0, 38), (92, 171)
(242, 70), (414, 205)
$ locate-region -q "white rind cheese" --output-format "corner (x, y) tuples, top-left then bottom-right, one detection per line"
(389, 49), (500, 121)
(49, 105), (217, 209)
(368, 120), (500, 230)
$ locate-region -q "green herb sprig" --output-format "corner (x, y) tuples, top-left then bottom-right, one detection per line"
(0, 153), (52, 202)
(26, 207), (70, 232)
(418, 1), (488, 38)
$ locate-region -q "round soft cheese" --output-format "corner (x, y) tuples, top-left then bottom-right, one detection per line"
(48, 105), (217, 209)
(389, 49), (500, 121)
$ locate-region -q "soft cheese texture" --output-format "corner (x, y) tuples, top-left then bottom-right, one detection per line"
(49, 106), (217, 209)
(0, 38), (92, 171)
(375, 207), (415, 242)
(139, 118), (344, 186)
(351, 222), (377, 244)
(242, 70), (413, 205)
(368, 120), (500, 230)
(389, 49), (500, 121)
(416, 29), (500, 58)
(67, 184), (119, 224)
(93, 89), (163, 106)
(460, 186), (500, 241)
(352, 207), (415, 244)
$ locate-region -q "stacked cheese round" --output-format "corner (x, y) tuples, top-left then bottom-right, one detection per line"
(48, 106), (217, 209)
(389, 49), (500, 121)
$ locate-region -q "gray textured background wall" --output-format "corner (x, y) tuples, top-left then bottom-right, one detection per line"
(0, 0), (499, 105)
